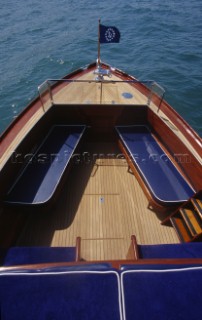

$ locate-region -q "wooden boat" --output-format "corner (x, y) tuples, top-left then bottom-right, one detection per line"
(0, 50), (202, 318)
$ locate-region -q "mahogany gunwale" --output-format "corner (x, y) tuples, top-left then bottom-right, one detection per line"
(148, 109), (202, 191)
(158, 100), (201, 155)
(1, 258), (202, 272)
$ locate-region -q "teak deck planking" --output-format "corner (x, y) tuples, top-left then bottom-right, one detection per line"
(17, 141), (178, 261)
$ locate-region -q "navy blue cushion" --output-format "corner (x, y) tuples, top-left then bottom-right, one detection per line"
(0, 247), (76, 266)
(0, 270), (122, 320)
(139, 242), (202, 259)
(6, 125), (85, 205)
(116, 125), (195, 204)
(121, 267), (202, 320)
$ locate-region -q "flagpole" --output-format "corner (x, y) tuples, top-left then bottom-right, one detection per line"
(97, 18), (101, 66)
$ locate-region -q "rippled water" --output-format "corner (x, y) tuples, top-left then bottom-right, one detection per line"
(0, 0), (202, 135)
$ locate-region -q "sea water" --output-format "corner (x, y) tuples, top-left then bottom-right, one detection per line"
(0, 0), (202, 136)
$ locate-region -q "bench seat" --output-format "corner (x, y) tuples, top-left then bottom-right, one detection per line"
(121, 267), (202, 320)
(0, 247), (77, 266)
(6, 125), (86, 205)
(116, 125), (195, 205)
(0, 269), (122, 320)
(138, 242), (202, 259)
(1, 262), (202, 320)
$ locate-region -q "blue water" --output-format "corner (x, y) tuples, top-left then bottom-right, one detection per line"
(0, 0), (202, 136)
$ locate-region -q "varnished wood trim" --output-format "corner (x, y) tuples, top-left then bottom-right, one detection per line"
(126, 235), (139, 260)
(75, 236), (81, 262)
(148, 109), (201, 191)
(2, 258), (202, 272)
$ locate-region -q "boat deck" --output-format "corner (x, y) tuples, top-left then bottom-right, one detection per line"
(17, 140), (179, 260)
(52, 72), (148, 105)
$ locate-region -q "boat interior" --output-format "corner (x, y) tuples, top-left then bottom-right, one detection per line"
(0, 96), (201, 259)
(0, 64), (202, 319)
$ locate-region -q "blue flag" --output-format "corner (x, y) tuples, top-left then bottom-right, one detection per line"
(100, 24), (121, 43)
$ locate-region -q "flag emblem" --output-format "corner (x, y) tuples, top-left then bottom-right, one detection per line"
(100, 24), (121, 43)
(105, 28), (116, 42)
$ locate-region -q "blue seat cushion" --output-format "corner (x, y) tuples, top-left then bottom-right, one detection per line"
(116, 125), (195, 205)
(0, 247), (76, 266)
(0, 270), (122, 320)
(138, 242), (202, 259)
(6, 125), (85, 205)
(121, 267), (202, 320)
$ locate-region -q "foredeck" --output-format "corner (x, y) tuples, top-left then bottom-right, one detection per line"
(49, 71), (149, 106)
(17, 140), (179, 261)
